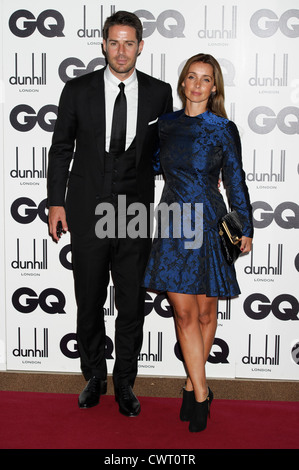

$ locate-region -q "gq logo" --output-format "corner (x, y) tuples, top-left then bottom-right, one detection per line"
(9, 9), (65, 37)
(175, 337), (229, 364)
(145, 292), (173, 318)
(11, 198), (48, 224)
(135, 9), (185, 38)
(10, 105), (57, 132)
(252, 201), (299, 229)
(60, 333), (114, 359)
(244, 293), (299, 321)
(59, 244), (72, 270)
(12, 287), (66, 314)
(250, 9), (299, 38)
(59, 57), (105, 82)
(248, 107), (299, 134)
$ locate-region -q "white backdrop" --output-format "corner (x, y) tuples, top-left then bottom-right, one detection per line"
(1, 0), (299, 382)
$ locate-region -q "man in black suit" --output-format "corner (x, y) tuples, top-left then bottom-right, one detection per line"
(47, 11), (173, 416)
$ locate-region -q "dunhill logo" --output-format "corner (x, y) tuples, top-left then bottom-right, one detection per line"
(198, 5), (237, 39)
(12, 327), (49, 358)
(77, 4), (115, 38)
(242, 334), (280, 366)
(244, 244), (283, 276)
(246, 150), (286, 182)
(148, 53), (166, 81)
(11, 239), (47, 270)
(10, 147), (48, 179)
(9, 53), (47, 86)
(249, 53), (288, 87)
(139, 332), (163, 362)
(217, 298), (231, 320)
(104, 286), (115, 316)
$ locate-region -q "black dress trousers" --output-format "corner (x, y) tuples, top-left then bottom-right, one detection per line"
(72, 141), (152, 387)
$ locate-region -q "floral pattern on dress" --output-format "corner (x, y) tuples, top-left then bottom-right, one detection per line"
(143, 109), (253, 296)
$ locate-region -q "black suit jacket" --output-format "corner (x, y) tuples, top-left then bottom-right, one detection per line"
(47, 67), (173, 235)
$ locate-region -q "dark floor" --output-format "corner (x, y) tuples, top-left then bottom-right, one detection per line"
(0, 372), (298, 401)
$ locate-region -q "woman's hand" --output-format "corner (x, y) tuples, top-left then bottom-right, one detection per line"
(240, 236), (252, 254)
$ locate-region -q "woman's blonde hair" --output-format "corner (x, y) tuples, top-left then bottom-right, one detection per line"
(178, 53), (227, 119)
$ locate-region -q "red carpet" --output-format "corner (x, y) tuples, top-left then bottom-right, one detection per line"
(0, 391), (298, 451)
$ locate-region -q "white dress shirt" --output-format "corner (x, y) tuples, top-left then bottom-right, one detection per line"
(104, 66), (138, 152)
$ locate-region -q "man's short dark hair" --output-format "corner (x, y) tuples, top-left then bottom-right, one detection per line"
(103, 11), (143, 43)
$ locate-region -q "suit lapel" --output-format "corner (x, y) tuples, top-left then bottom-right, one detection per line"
(87, 69), (106, 173)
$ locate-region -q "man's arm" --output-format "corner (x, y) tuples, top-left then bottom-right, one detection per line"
(47, 81), (77, 241)
(47, 81), (77, 203)
(164, 83), (173, 114)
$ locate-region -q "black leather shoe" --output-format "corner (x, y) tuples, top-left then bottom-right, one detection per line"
(115, 384), (141, 417)
(78, 376), (107, 409)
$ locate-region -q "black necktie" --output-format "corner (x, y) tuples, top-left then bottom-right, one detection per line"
(109, 82), (127, 154)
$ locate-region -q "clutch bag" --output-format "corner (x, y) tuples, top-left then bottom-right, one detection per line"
(218, 210), (242, 265)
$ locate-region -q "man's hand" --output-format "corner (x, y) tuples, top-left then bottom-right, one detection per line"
(48, 206), (68, 242)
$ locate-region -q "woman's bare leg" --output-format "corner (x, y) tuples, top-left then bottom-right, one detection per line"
(168, 292), (218, 401)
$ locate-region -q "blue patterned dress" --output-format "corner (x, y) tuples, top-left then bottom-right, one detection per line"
(143, 109), (253, 297)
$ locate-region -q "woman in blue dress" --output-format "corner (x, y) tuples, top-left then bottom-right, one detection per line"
(143, 54), (253, 432)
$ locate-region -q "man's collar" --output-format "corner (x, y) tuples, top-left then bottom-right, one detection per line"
(104, 66), (137, 88)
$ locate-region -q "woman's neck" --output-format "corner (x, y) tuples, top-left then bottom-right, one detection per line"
(184, 102), (207, 117)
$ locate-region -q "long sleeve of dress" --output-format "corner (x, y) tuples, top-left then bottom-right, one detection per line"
(221, 121), (253, 238)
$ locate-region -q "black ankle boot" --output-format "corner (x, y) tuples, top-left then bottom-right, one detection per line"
(180, 388), (195, 421)
(189, 398), (209, 432)
(207, 387), (213, 416)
